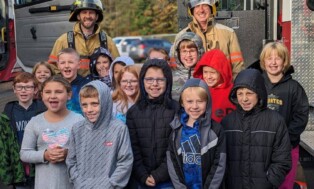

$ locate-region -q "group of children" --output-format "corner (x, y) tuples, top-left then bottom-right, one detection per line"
(0, 31), (309, 189)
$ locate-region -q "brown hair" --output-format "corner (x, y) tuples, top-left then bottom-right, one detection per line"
(112, 65), (141, 113)
(32, 61), (55, 77)
(148, 47), (170, 61)
(13, 72), (38, 88)
(41, 75), (72, 93)
(79, 85), (99, 99)
(178, 39), (198, 50)
(259, 42), (290, 73)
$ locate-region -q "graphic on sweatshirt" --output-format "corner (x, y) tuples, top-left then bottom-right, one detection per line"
(42, 128), (70, 149)
(267, 93), (283, 111)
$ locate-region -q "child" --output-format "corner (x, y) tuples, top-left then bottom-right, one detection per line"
(32, 61), (55, 84)
(167, 78), (226, 189)
(88, 47), (113, 88)
(148, 47), (169, 61)
(193, 49), (236, 122)
(3, 72), (46, 188)
(221, 69), (291, 189)
(32, 61), (55, 99)
(109, 56), (135, 90)
(57, 48), (90, 114)
(126, 59), (178, 188)
(112, 65), (141, 123)
(20, 75), (84, 189)
(66, 80), (133, 188)
(172, 32), (205, 101)
(259, 42), (309, 189)
(0, 113), (24, 188)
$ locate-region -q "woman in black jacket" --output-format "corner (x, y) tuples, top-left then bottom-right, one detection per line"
(221, 69), (291, 189)
(126, 59), (178, 188)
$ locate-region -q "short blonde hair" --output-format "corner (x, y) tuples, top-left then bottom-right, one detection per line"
(57, 48), (80, 61)
(259, 42), (290, 73)
(80, 85), (99, 99)
(180, 86), (208, 104)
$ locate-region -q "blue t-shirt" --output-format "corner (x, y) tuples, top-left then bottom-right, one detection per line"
(180, 112), (202, 189)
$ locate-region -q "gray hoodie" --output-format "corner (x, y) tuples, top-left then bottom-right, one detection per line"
(66, 80), (133, 189)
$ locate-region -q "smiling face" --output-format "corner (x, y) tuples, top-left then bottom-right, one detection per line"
(120, 71), (139, 100)
(77, 9), (98, 30)
(236, 87), (258, 111)
(14, 81), (37, 107)
(57, 53), (80, 83)
(42, 81), (71, 114)
(35, 65), (52, 83)
(264, 50), (284, 78)
(80, 96), (100, 123)
(202, 66), (222, 88)
(144, 67), (166, 99)
(96, 55), (111, 77)
(193, 4), (211, 24)
(181, 87), (207, 126)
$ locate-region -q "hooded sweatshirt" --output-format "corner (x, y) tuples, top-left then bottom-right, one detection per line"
(167, 78), (226, 189)
(221, 69), (291, 189)
(126, 59), (179, 185)
(109, 56), (135, 90)
(194, 49), (235, 122)
(66, 80), (133, 189)
(87, 47), (113, 88)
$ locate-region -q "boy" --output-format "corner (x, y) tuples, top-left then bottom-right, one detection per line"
(172, 32), (205, 101)
(88, 47), (113, 88)
(259, 42), (309, 189)
(3, 72), (47, 188)
(57, 48), (90, 114)
(126, 59), (178, 188)
(167, 78), (226, 189)
(221, 69), (291, 189)
(193, 49), (235, 122)
(66, 80), (133, 188)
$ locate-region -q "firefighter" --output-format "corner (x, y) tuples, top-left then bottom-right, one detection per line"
(174, 0), (244, 79)
(48, 0), (119, 77)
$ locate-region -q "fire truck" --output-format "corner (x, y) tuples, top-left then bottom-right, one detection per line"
(0, 0), (73, 81)
(178, 0), (314, 187)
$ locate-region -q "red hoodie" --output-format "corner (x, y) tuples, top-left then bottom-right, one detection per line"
(193, 49), (235, 122)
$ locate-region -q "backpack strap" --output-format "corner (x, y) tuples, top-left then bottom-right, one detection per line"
(99, 30), (107, 49)
(67, 31), (75, 49)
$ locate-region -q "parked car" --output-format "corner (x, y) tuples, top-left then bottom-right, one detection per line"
(129, 38), (172, 62)
(113, 36), (142, 56)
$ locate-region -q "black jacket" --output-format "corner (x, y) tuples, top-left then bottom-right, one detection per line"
(221, 69), (291, 189)
(126, 59), (178, 185)
(262, 67), (309, 147)
(167, 78), (226, 189)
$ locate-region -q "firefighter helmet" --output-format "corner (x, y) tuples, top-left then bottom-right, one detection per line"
(69, 0), (104, 22)
(173, 32), (205, 65)
(187, 0), (219, 16)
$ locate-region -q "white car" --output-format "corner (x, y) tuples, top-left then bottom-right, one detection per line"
(113, 36), (142, 57)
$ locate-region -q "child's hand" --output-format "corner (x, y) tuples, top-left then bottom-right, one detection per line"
(44, 146), (68, 163)
(145, 175), (156, 187)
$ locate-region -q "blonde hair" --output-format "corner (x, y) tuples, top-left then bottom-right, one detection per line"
(259, 42), (290, 73)
(57, 48), (80, 61)
(80, 85), (99, 99)
(180, 86), (208, 104)
(112, 65), (141, 113)
(32, 61), (55, 77)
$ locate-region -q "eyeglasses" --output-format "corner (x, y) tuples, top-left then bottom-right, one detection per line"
(144, 77), (166, 84)
(180, 49), (197, 56)
(14, 85), (35, 91)
(120, 80), (138, 85)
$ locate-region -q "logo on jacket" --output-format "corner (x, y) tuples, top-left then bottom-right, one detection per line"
(181, 134), (201, 165)
(267, 94), (282, 111)
(104, 141), (113, 146)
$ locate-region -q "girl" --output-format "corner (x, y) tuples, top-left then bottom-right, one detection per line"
(109, 56), (135, 90)
(112, 65), (141, 123)
(259, 42), (309, 189)
(32, 61), (55, 99)
(20, 75), (84, 189)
